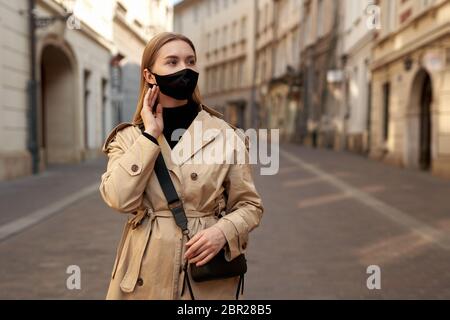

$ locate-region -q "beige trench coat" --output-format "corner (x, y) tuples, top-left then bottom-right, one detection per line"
(99, 103), (264, 300)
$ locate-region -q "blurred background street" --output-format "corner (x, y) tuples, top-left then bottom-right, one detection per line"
(1, 0), (450, 299)
(1, 144), (450, 299)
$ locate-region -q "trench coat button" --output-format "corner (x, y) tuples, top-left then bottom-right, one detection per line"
(137, 278), (144, 286)
(190, 172), (198, 180)
(131, 164), (139, 172)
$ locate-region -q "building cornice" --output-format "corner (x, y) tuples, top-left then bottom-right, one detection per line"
(371, 21), (450, 71)
(113, 10), (147, 46)
(174, 0), (202, 12)
(374, 0), (447, 47)
(37, 0), (114, 52)
(344, 31), (375, 57)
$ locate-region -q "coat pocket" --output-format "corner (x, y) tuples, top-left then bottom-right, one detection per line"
(111, 208), (150, 280)
(119, 210), (155, 293)
(111, 219), (132, 279)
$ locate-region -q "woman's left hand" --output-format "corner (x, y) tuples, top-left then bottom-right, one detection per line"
(184, 226), (227, 267)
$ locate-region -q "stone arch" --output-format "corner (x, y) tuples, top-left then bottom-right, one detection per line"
(37, 35), (80, 165)
(404, 68), (434, 170)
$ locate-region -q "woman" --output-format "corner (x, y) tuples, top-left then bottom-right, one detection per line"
(99, 32), (264, 300)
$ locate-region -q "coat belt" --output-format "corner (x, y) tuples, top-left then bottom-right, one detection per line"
(150, 208), (217, 218)
(118, 207), (219, 293)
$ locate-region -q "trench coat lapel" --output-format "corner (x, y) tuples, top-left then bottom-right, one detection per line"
(156, 105), (223, 181)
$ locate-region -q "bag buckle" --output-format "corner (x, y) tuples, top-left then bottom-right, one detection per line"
(168, 200), (189, 234)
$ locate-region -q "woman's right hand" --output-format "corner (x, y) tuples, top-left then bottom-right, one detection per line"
(141, 85), (163, 138)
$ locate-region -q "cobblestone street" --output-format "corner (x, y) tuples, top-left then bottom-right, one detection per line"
(0, 144), (449, 299)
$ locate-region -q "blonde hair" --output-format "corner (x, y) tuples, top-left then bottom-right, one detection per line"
(132, 32), (203, 125)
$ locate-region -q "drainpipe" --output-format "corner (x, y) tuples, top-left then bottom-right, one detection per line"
(27, 0), (39, 174)
(249, 0), (259, 129)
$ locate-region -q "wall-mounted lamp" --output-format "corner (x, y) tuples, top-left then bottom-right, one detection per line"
(404, 56), (413, 71)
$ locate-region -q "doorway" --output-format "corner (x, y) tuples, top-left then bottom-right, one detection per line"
(40, 44), (77, 165)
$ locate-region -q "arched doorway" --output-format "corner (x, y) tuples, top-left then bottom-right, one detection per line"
(40, 44), (77, 165)
(405, 69), (433, 171)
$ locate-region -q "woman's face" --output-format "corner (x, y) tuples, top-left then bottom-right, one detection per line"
(144, 40), (198, 86)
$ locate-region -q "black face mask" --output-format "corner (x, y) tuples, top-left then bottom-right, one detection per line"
(149, 68), (199, 100)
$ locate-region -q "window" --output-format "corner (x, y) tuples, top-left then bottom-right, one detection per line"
(257, 8), (262, 32)
(233, 62), (238, 89)
(240, 17), (247, 40)
(101, 78), (108, 140)
(228, 62), (233, 89)
(223, 26), (228, 47)
(238, 60), (244, 87)
(218, 65), (223, 91)
(317, 0), (324, 37)
(303, 3), (311, 45)
(292, 29), (299, 65)
(216, 0), (220, 13)
(208, 68), (212, 94)
(212, 67), (217, 92)
(382, 82), (390, 142)
(385, 0), (397, 34)
(224, 64), (229, 90)
(83, 70), (92, 148)
(215, 29), (219, 50)
(264, 3), (269, 29)
(255, 55), (260, 83)
(206, 33), (211, 52)
(262, 59), (267, 82)
(209, 68), (214, 94)
(262, 6), (266, 30)
(193, 5), (199, 23)
(421, 0), (436, 9)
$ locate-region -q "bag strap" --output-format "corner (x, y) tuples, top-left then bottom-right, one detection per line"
(138, 124), (189, 235)
(139, 127), (244, 300)
(153, 152), (190, 235)
(139, 126), (196, 300)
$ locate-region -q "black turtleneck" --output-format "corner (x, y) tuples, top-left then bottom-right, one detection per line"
(162, 98), (199, 149)
(140, 98), (200, 148)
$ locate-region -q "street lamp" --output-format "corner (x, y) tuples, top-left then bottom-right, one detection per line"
(404, 56), (414, 71)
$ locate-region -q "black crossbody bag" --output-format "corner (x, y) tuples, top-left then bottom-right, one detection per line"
(146, 130), (246, 300)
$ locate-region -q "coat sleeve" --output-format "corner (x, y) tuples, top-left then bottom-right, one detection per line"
(99, 125), (161, 213)
(213, 132), (264, 261)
